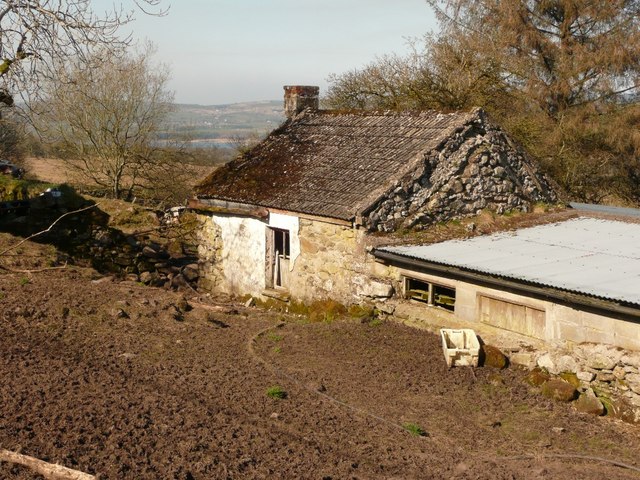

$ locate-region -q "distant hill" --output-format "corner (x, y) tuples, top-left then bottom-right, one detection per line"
(161, 100), (285, 148)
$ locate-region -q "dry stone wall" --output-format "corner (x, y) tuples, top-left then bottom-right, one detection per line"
(364, 114), (559, 232)
(535, 343), (640, 424)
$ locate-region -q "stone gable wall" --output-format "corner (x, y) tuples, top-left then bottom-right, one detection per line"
(364, 115), (559, 232)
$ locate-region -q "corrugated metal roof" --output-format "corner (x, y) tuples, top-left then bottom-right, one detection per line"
(570, 202), (640, 219)
(377, 217), (640, 306)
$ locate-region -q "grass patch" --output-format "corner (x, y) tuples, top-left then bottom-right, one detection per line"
(266, 385), (287, 399)
(403, 422), (428, 437)
(267, 332), (283, 342)
(19, 276), (30, 286)
(272, 346), (282, 354)
(368, 318), (384, 327)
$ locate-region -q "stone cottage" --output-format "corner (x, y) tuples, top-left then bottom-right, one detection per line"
(191, 86), (558, 304)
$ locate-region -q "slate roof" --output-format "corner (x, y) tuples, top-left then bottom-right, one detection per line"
(195, 109), (478, 220)
(375, 217), (640, 308)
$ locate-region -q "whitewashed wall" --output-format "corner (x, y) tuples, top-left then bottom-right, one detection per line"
(204, 212), (301, 296)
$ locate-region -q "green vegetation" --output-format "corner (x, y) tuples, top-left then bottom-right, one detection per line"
(403, 422), (427, 437)
(266, 385), (287, 399)
(267, 332), (283, 342)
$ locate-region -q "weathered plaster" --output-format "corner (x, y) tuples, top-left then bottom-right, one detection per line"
(197, 211), (396, 305)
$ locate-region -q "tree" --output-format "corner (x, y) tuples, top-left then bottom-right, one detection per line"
(325, 35), (510, 113)
(427, 0), (640, 118)
(327, 1), (640, 204)
(0, 0), (165, 105)
(38, 45), (181, 200)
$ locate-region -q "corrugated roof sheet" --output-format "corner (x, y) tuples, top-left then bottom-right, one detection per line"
(195, 109), (476, 220)
(570, 202), (640, 219)
(377, 217), (640, 306)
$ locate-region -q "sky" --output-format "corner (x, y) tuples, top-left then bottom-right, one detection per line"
(102, 0), (438, 105)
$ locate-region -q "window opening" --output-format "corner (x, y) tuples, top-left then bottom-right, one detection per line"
(404, 277), (456, 312)
(433, 284), (456, 312)
(273, 228), (290, 259)
(405, 277), (430, 303)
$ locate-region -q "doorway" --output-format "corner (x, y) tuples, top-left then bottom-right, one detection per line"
(266, 227), (290, 289)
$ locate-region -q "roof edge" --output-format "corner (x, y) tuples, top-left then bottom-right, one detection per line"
(372, 248), (640, 319)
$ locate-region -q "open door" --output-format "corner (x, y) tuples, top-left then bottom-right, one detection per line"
(266, 227), (290, 290)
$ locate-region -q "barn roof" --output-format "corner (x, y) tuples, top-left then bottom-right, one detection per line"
(375, 217), (640, 308)
(195, 108), (479, 220)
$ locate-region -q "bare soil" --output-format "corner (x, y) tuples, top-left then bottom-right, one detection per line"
(1, 251), (639, 480)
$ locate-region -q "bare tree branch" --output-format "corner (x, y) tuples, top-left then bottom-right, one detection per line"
(0, 203), (99, 258)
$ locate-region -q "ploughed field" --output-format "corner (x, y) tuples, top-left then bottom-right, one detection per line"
(1, 267), (640, 479)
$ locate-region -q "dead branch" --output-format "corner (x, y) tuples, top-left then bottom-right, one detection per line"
(0, 449), (95, 480)
(0, 262), (68, 274)
(0, 203), (99, 258)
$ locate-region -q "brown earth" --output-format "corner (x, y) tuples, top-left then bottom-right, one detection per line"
(1, 238), (640, 479)
(24, 157), (217, 189)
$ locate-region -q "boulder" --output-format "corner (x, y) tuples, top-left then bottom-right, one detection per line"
(580, 344), (623, 370)
(577, 371), (596, 383)
(509, 352), (536, 369)
(481, 344), (508, 369)
(621, 353), (640, 370)
(559, 372), (580, 389)
(541, 379), (578, 402)
(556, 355), (578, 374)
(574, 391), (605, 416)
(537, 353), (558, 374)
(353, 276), (394, 298)
(182, 263), (200, 282)
(139, 271), (154, 284)
(525, 367), (550, 387)
(627, 373), (640, 395)
(142, 245), (159, 258)
(596, 370), (615, 383)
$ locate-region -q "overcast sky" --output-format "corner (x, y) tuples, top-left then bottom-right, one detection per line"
(106, 0), (437, 105)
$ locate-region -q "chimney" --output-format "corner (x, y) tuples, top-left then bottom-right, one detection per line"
(284, 85), (319, 118)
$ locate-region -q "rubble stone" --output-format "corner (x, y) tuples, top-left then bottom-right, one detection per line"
(574, 390), (605, 416)
(541, 379), (578, 402)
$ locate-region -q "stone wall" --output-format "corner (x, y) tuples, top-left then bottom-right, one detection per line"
(287, 218), (393, 304)
(363, 113), (559, 232)
(196, 211), (396, 305)
(536, 344), (640, 423)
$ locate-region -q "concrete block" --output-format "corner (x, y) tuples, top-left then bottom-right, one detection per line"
(509, 352), (536, 369)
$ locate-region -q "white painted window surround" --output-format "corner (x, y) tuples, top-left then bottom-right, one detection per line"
(267, 212), (300, 271)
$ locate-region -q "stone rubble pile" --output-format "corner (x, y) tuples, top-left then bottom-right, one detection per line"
(526, 343), (640, 424)
(87, 226), (199, 290)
